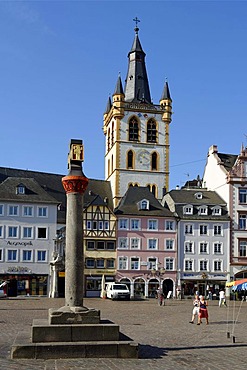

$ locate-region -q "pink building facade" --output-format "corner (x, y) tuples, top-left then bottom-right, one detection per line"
(115, 187), (177, 299)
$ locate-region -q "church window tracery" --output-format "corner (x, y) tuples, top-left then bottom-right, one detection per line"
(147, 119), (157, 143)
(128, 117), (139, 142)
(151, 152), (158, 170)
(127, 150), (134, 169)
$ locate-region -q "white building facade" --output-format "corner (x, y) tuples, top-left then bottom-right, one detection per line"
(163, 188), (230, 297)
(0, 177), (58, 297)
(203, 144), (247, 282)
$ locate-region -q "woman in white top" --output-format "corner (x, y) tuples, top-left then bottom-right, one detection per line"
(189, 295), (200, 323)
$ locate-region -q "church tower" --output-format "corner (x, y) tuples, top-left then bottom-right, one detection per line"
(103, 21), (173, 208)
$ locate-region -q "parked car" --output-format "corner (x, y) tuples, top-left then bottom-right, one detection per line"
(0, 290), (7, 298)
(105, 283), (130, 300)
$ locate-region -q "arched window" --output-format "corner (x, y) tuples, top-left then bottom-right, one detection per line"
(151, 152), (158, 170)
(111, 122), (114, 146)
(127, 150), (133, 169)
(147, 184), (157, 197)
(151, 185), (157, 197)
(107, 129), (110, 151)
(128, 183), (139, 188)
(108, 159), (110, 177)
(128, 117), (139, 141)
(147, 119), (157, 143)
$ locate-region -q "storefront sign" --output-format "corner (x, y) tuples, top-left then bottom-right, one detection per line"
(6, 266), (32, 274)
(6, 241), (33, 247)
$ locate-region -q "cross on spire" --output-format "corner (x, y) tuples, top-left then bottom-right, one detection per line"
(133, 17), (140, 33)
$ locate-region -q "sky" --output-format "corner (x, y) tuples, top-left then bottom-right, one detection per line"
(1, 0), (247, 190)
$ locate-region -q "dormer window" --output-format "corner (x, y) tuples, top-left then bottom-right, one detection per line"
(212, 206), (222, 216)
(16, 184), (25, 195)
(183, 205), (193, 215)
(198, 206), (208, 215)
(195, 192), (203, 200)
(138, 199), (149, 210)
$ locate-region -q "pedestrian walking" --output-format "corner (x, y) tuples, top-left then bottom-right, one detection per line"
(157, 287), (165, 306)
(197, 295), (209, 325)
(189, 294), (200, 323)
(219, 289), (227, 307)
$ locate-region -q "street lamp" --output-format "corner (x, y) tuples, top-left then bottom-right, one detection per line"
(201, 272), (208, 297)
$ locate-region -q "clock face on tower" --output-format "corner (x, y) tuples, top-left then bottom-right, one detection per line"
(137, 149), (150, 168)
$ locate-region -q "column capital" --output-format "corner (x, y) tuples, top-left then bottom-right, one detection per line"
(62, 175), (88, 195)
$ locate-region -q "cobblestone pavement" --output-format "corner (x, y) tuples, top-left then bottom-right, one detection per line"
(0, 297), (247, 369)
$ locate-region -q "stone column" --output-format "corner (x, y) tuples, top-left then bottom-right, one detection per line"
(62, 175), (88, 308)
(49, 140), (100, 324)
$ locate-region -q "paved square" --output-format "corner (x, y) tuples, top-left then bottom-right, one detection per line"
(0, 297), (246, 369)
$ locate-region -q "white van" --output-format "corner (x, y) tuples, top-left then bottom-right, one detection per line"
(105, 282), (130, 300)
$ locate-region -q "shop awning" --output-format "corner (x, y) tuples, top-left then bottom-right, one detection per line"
(232, 278), (247, 291)
(226, 278), (247, 290)
(226, 281), (235, 287)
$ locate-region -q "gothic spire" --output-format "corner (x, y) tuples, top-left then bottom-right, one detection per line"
(114, 74), (124, 95)
(124, 19), (152, 104)
(161, 80), (172, 101)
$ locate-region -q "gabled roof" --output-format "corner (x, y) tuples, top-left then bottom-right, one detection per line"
(0, 166), (66, 223)
(0, 177), (59, 204)
(217, 153), (237, 171)
(0, 167), (113, 223)
(84, 179), (113, 210)
(115, 186), (174, 217)
(165, 189), (229, 220)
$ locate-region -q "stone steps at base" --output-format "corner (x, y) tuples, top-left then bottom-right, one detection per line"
(11, 331), (139, 359)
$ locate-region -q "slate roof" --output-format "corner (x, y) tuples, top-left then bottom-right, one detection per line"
(0, 166), (66, 223)
(84, 179), (113, 210)
(0, 177), (59, 204)
(115, 186), (174, 217)
(0, 167), (114, 223)
(165, 189), (229, 221)
(217, 153), (237, 172)
(124, 29), (152, 104)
